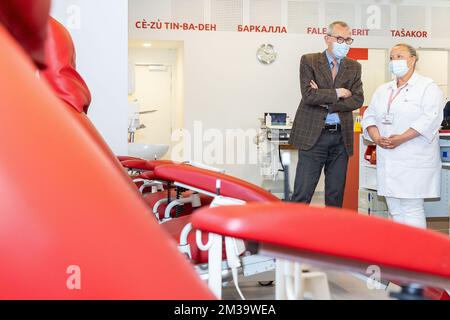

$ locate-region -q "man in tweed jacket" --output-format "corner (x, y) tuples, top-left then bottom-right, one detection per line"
(289, 21), (364, 207)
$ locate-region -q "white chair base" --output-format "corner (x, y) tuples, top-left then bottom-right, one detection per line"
(275, 260), (331, 300)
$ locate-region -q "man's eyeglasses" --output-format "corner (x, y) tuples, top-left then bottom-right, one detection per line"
(328, 35), (354, 45)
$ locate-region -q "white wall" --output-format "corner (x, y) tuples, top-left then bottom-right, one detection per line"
(181, 32), (305, 184)
(130, 31), (317, 185)
(52, 0), (129, 155)
(129, 0), (450, 186)
(416, 50), (449, 98)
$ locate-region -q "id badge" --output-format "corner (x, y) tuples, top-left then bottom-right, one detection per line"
(382, 113), (394, 125)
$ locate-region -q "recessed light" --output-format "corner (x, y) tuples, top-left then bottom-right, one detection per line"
(143, 43), (152, 48)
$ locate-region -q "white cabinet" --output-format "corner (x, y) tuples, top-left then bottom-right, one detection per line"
(358, 134), (450, 218)
(359, 136), (377, 191)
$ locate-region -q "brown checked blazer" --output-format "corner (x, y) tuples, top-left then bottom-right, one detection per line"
(289, 51), (364, 156)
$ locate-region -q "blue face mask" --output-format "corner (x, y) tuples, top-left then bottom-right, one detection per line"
(332, 42), (350, 60)
(389, 60), (409, 78)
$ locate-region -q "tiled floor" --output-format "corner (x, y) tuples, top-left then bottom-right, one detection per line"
(222, 270), (400, 300)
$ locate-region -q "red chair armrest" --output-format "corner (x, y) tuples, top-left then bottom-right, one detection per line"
(191, 203), (450, 287)
(154, 164), (279, 203)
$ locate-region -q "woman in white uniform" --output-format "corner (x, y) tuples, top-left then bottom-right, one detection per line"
(362, 43), (445, 229)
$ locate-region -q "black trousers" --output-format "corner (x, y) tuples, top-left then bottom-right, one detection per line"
(291, 129), (349, 208)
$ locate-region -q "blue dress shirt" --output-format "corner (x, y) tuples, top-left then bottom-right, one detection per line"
(324, 51), (341, 125)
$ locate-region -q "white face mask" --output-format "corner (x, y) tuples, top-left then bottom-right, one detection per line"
(389, 59), (410, 78)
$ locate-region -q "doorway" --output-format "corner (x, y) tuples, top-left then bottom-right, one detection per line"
(128, 40), (184, 159)
(133, 64), (173, 146)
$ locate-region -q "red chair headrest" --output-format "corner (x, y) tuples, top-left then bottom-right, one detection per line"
(0, 0), (51, 69)
(0, 24), (212, 299)
(42, 17), (92, 113)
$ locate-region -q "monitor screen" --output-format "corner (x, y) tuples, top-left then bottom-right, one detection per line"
(265, 113), (287, 126)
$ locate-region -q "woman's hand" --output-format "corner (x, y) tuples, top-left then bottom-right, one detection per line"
(367, 126), (391, 149)
(386, 134), (406, 149)
(386, 129), (420, 149)
(374, 136), (392, 149)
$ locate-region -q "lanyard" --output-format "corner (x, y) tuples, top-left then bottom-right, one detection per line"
(387, 83), (408, 114)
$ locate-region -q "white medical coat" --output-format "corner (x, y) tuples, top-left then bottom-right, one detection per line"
(362, 72), (444, 199)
